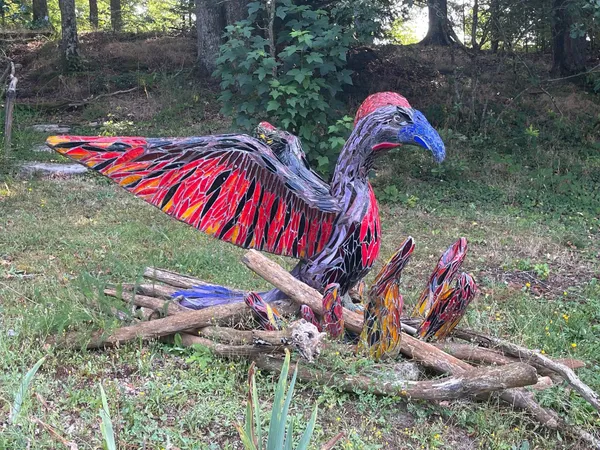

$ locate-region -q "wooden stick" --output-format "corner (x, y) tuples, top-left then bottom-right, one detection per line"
(49, 301), (252, 349)
(242, 250), (472, 373)
(143, 267), (242, 291)
(252, 354), (537, 400)
(199, 326), (293, 347)
(173, 334), (285, 357)
(104, 288), (189, 316)
(433, 342), (519, 366)
(135, 283), (178, 300)
(454, 329), (600, 414)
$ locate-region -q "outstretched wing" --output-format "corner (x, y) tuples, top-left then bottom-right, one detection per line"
(47, 134), (341, 260)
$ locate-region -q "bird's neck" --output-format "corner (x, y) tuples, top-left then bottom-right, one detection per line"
(330, 120), (377, 199)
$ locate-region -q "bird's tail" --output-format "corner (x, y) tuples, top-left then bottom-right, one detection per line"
(173, 285), (246, 309)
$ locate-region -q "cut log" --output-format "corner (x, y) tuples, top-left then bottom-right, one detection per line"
(104, 288), (189, 316)
(143, 267), (243, 291)
(48, 301), (253, 349)
(454, 329), (600, 414)
(434, 342), (518, 366)
(135, 283), (178, 300)
(199, 326), (291, 346)
(180, 320), (325, 362)
(242, 250), (472, 373)
(252, 354), (537, 400)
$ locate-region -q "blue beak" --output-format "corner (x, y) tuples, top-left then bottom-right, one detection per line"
(398, 110), (446, 163)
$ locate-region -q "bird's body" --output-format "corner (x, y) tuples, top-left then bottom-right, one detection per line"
(47, 92), (445, 310)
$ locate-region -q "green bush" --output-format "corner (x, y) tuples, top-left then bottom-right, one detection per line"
(215, 0), (359, 173)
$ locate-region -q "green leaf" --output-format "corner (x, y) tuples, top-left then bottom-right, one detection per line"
(276, 6), (288, 19)
(247, 2), (261, 15)
(283, 419), (294, 450)
(255, 67), (268, 81)
(266, 350), (291, 450)
(9, 356), (46, 424)
(296, 404), (318, 450)
(99, 384), (117, 450)
(267, 100), (280, 112)
(306, 53), (324, 64)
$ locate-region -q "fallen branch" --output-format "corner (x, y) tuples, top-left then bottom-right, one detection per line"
(199, 326), (294, 347)
(454, 329), (600, 414)
(434, 342), (517, 366)
(66, 87), (139, 108)
(171, 334), (284, 357)
(253, 354), (537, 400)
(104, 288), (190, 316)
(48, 301), (253, 349)
(180, 320), (325, 362)
(143, 267), (243, 291)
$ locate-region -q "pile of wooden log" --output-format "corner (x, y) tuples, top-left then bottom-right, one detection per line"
(48, 250), (600, 448)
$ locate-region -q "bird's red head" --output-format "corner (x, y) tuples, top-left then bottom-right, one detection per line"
(354, 92), (412, 126)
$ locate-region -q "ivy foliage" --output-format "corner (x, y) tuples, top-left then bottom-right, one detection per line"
(215, 0), (363, 173)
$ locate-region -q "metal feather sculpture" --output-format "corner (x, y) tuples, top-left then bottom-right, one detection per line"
(417, 272), (477, 340)
(358, 236), (415, 360)
(300, 305), (322, 332)
(413, 237), (468, 318)
(244, 292), (282, 331)
(322, 283), (344, 339)
(47, 92), (445, 310)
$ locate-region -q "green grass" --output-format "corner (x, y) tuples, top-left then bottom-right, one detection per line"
(1, 86), (599, 449)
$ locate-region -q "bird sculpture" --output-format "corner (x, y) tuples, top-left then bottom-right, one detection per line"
(47, 92), (445, 311)
(417, 272), (476, 340)
(358, 236), (415, 360)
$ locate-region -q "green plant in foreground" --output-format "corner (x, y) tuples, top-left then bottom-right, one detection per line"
(237, 350), (337, 450)
(9, 356), (46, 424)
(99, 384), (117, 450)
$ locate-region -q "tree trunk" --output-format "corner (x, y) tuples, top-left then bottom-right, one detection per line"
(223, 0), (249, 25)
(32, 0), (50, 28)
(471, 0), (479, 51)
(58, 0), (79, 68)
(110, 0), (122, 32)
(551, 0), (586, 76)
(420, 0), (455, 45)
(196, 0), (225, 75)
(490, 0), (500, 53)
(89, 0), (98, 28)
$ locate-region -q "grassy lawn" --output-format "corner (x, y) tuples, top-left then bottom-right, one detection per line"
(1, 85), (599, 449)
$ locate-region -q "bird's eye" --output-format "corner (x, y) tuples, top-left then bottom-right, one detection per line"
(393, 115), (408, 126)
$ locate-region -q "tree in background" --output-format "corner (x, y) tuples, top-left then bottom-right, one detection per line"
(110, 0), (122, 31)
(196, 0), (224, 75)
(58, 0), (79, 68)
(420, 0), (461, 45)
(89, 0), (98, 28)
(32, 0), (50, 28)
(552, 0), (586, 76)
